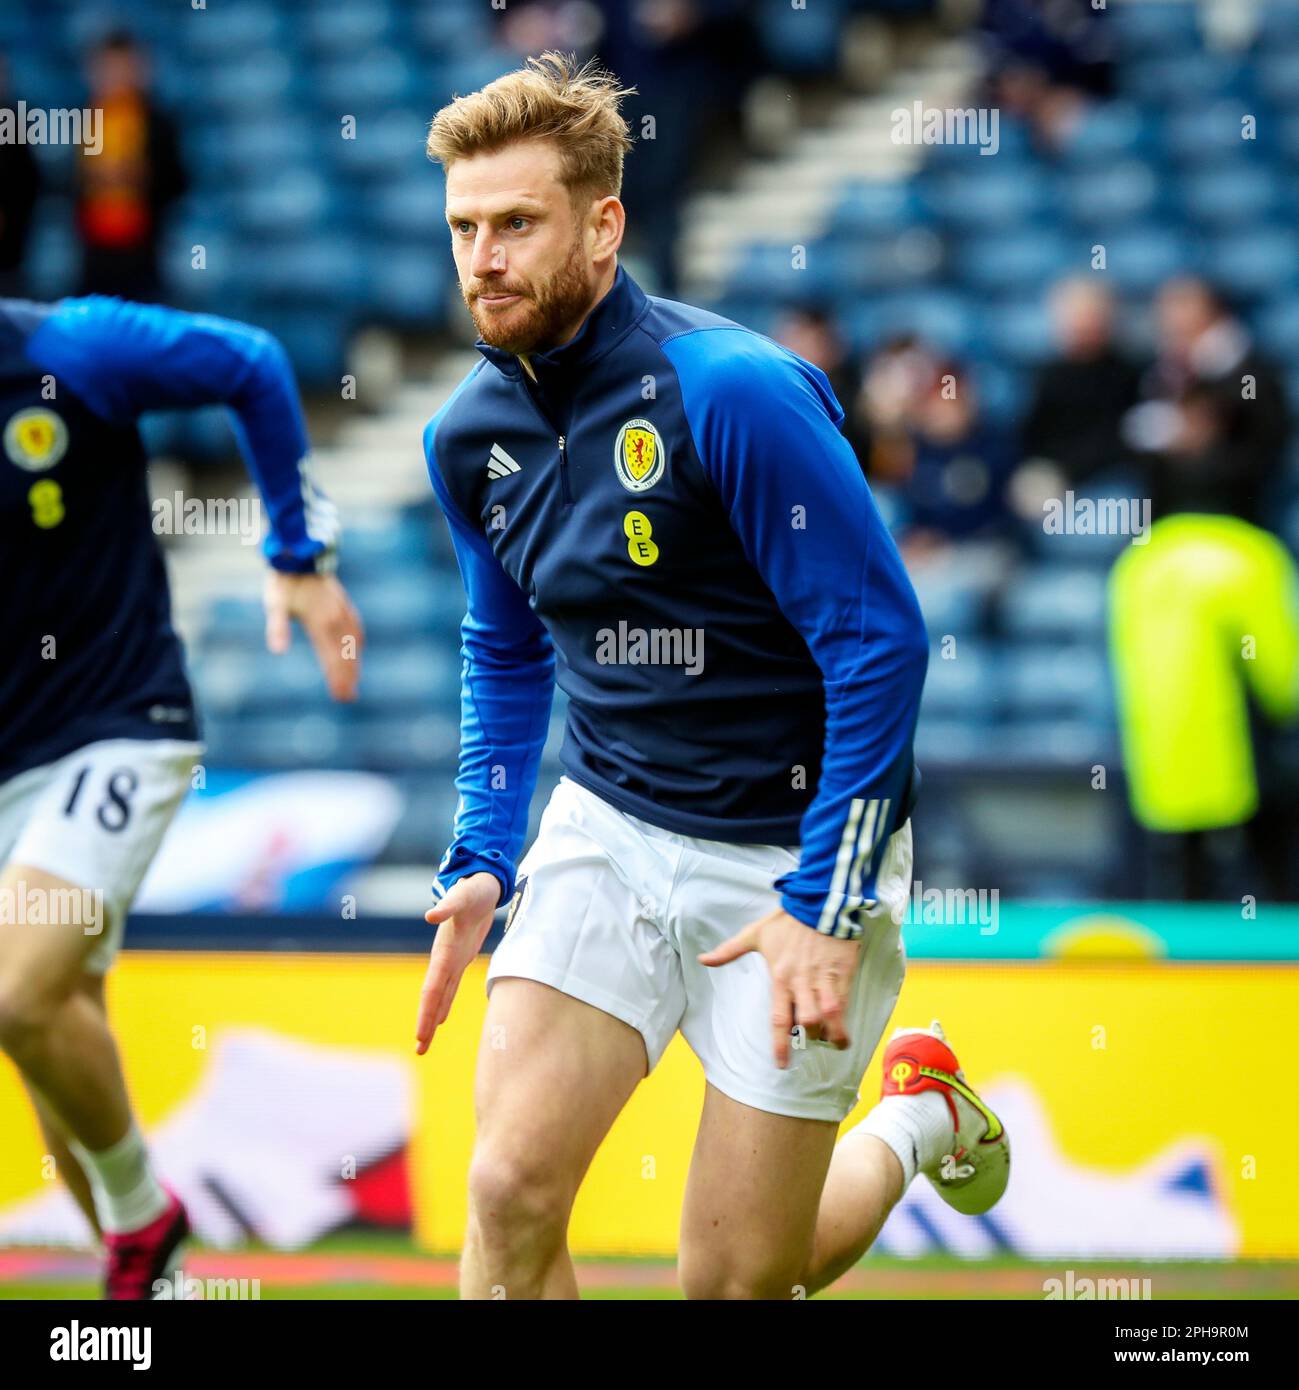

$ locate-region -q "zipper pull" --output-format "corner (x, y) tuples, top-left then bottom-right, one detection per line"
(557, 435), (573, 503)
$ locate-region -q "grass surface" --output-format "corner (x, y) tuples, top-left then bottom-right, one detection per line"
(2, 1234), (1295, 1300)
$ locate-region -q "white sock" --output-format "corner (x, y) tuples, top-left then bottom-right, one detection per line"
(852, 1092), (955, 1189)
(69, 1123), (170, 1235)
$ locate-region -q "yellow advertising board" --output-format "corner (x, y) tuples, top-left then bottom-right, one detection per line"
(0, 953), (1292, 1258)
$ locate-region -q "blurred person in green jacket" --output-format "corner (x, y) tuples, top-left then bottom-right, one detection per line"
(1110, 504), (1299, 901)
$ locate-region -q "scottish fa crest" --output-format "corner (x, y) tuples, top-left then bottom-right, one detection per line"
(4, 407), (68, 472)
(614, 417), (664, 493)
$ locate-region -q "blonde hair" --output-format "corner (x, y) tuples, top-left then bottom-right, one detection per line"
(426, 51), (635, 201)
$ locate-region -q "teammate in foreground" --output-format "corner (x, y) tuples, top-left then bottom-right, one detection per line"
(417, 54), (1009, 1298)
(0, 295), (362, 1297)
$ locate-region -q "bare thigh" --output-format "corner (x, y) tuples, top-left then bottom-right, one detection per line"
(0, 862), (106, 1010)
(472, 976), (649, 1205)
(679, 1083), (839, 1300)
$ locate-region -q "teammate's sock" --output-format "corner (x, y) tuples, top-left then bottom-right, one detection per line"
(851, 1092), (954, 1189)
(69, 1123), (170, 1235)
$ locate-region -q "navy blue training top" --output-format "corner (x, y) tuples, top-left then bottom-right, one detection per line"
(1, 296), (338, 781)
(425, 268), (928, 938)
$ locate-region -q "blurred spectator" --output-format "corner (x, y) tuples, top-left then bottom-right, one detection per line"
(1124, 277), (1290, 526)
(772, 305), (869, 467)
(1110, 512), (1299, 901)
(981, 0), (1116, 151)
(593, 0), (755, 294)
(76, 30), (188, 301)
(1020, 277), (1141, 489)
(1111, 279), (1298, 899)
(858, 333), (937, 481)
(0, 54), (41, 297)
(862, 349), (1017, 559)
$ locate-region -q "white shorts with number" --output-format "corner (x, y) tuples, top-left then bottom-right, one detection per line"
(487, 777), (911, 1122)
(0, 738), (201, 974)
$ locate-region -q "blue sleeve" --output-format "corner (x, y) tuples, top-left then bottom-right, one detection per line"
(424, 414), (555, 907)
(664, 328), (929, 939)
(25, 296), (338, 573)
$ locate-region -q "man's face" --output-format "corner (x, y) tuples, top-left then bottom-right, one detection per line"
(1157, 280), (1216, 356)
(445, 140), (598, 355)
(91, 46), (144, 99)
(1052, 283), (1112, 358)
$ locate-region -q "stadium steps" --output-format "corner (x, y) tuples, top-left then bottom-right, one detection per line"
(678, 37), (982, 301)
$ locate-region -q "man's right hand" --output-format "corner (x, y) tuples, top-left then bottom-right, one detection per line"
(414, 872), (502, 1055)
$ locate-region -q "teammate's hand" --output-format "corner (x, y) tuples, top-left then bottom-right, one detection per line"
(415, 872), (502, 1056)
(699, 909), (861, 1070)
(264, 570), (364, 702)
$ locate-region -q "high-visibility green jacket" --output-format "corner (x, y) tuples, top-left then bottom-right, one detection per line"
(1109, 514), (1299, 831)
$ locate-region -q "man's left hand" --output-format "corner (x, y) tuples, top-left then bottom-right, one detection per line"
(699, 909), (861, 1069)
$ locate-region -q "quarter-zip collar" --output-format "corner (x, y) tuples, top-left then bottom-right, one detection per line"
(474, 264), (650, 383)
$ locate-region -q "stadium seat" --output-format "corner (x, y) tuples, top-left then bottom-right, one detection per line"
(829, 181), (929, 236)
(183, 2), (283, 59)
(923, 165), (1056, 230)
(1121, 53), (1251, 108)
(312, 50), (418, 115)
(980, 297), (1055, 366)
(1111, 0), (1203, 55)
(756, 0), (846, 73)
(1000, 568), (1107, 643)
(195, 52), (298, 116)
(1002, 647), (1112, 722)
(1056, 102), (1157, 166)
(1060, 162), (1162, 229)
(329, 110), (430, 183)
(919, 641), (996, 720)
(301, 3), (393, 57)
(844, 289), (978, 357)
(1180, 164), (1289, 229)
(1162, 104), (1261, 165)
(956, 230), (1074, 295)
(1093, 225), (1199, 295)
(1207, 227), (1299, 300)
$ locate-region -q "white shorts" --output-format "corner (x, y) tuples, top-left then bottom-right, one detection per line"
(0, 738), (201, 974)
(487, 777), (911, 1122)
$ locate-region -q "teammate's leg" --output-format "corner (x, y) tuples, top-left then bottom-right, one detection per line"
(0, 863), (136, 1149)
(462, 978), (648, 1300)
(17, 973), (110, 1237)
(678, 1084), (839, 1299)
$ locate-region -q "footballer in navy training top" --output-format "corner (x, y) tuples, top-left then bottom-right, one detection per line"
(0, 294), (363, 1298)
(414, 53), (1009, 1301)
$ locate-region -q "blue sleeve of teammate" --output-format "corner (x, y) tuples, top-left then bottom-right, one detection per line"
(425, 415), (555, 907)
(24, 296), (337, 573)
(664, 329), (929, 939)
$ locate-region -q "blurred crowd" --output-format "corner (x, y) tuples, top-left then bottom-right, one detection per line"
(774, 271), (1292, 561)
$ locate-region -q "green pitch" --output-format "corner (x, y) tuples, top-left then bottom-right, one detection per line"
(2, 1232), (1296, 1299)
